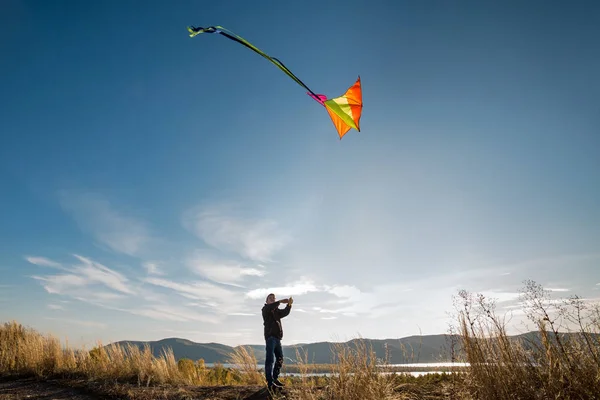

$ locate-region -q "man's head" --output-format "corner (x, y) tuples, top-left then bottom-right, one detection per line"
(266, 293), (276, 304)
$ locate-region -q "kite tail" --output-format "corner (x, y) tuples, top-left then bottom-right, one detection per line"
(188, 25), (320, 99)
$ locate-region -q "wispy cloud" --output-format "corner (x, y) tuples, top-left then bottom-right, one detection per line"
(244, 280), (412, 318)
(144, 277), (237, 304)
(58, 191), (151, 257)
(32, 274), (89, 294)
(182, 203), (290, 262)
(160, 328), (246, 339)
(73, 255), (135, 294)
(126, 304), (221, 324)
(44, 317), (107, 329)
(323, 285), (363, 301)
(68, 286), (224, 324)
(27, 252), (241, 325)
(245, 281), (320, 299)
(479, 291), (521, 303)
(187, 250), (264, 285)
(244, 280), (419, 319)
(30, 254), (135, 297)
(547, 288), (570, 292)
(489, 253), (600, 274)
(25, 256), (63, 268)
(243, 280), (414, 318)
(142, 261), (165, 276)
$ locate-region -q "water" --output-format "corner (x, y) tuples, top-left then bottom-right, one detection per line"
(205, 362), (470, 377)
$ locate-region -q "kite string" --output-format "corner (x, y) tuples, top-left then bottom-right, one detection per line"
(213, 26), (320, 98)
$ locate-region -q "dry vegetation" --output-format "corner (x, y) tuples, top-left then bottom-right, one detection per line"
(1, 280), (598, 399)
(0, 322), (255, 387)
(450, 279), (600, 399)
(0, 320), (458, 399)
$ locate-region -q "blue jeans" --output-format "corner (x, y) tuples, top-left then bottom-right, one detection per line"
(264, 336), (283, 385)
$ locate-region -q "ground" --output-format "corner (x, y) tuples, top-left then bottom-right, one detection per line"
(0, 375), (457, 399)
(0, 376), (289, 400)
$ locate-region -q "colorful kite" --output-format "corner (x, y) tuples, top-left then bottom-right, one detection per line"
(188, 25), (362, 139)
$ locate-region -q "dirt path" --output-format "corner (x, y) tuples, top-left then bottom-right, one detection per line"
(0, 376), (288, 400)
(0, 377), (105, 400)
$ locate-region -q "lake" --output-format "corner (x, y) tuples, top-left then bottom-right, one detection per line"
(205, 362), (470, 377)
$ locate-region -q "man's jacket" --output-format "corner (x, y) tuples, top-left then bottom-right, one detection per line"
(262, 301), (291, 340)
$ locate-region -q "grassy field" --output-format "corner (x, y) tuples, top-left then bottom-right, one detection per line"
(1, 281), (598, 399)
(449, 280), (600, 399)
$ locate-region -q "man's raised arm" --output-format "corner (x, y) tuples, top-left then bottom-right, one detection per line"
(276, 297), (293, 318)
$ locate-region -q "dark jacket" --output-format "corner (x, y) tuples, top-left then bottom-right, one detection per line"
(262, 301), (291, 340)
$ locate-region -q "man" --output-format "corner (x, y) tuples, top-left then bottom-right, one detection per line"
(262, 293), (293, 390)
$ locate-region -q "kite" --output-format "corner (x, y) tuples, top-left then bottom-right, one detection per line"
(188, 25), (362, 139)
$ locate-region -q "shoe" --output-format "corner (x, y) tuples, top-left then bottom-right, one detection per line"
(274, 379), (285, 387)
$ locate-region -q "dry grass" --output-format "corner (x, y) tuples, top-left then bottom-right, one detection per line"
(286, 338), (402, 400)
(0, 320), (462, 399)
(226, 345), (264, 385)
(0, 321), (241, 387)
(451, 280), (600, 399)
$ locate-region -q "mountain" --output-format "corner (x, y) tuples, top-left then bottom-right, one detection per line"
(108, 334), (462, 364)
(109, 338), (232, 363)
(107, 331), (600, 365)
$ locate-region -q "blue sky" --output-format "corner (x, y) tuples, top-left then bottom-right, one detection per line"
(1, 0), (599, 348)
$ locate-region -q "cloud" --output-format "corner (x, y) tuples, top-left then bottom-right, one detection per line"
(187, 250), (265, 284)
(182, 203), (290, 262)
(68, 286), (224, 324)
(58, 191), (151, 257)
(479, 291), (521, 303)
(30, 254), (135, 296)
(245, 281), (320, 299)
(244, 281), (412, 317)
(27, 253), (242, 325)
(143, 261), (165, 276)
(44, 317), (107, 329)
(73, 291), (129, 302)
(546, 288), (570, 292)
(25, 256), (63, 268)
(72, 255), (135, 294)
(159, 328), (247, 340)
(32, 274), (88, 294)
(324, 285), (362, 301)
(126, 304), (221, 324)
(143, 277), (237, 304)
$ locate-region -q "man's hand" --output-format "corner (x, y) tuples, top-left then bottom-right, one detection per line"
(288, 297), (293, 305)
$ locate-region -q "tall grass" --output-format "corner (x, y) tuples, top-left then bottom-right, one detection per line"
(0, 320), (234, 386)
(452, 280), (600, 399)
(226, 345), (264, 385)
(288, 338), (400, 400)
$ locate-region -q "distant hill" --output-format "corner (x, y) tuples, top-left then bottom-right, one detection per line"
(109, 338), (233, 363)
(108, 334), (462, 364)
(108, 331), (600, 365)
